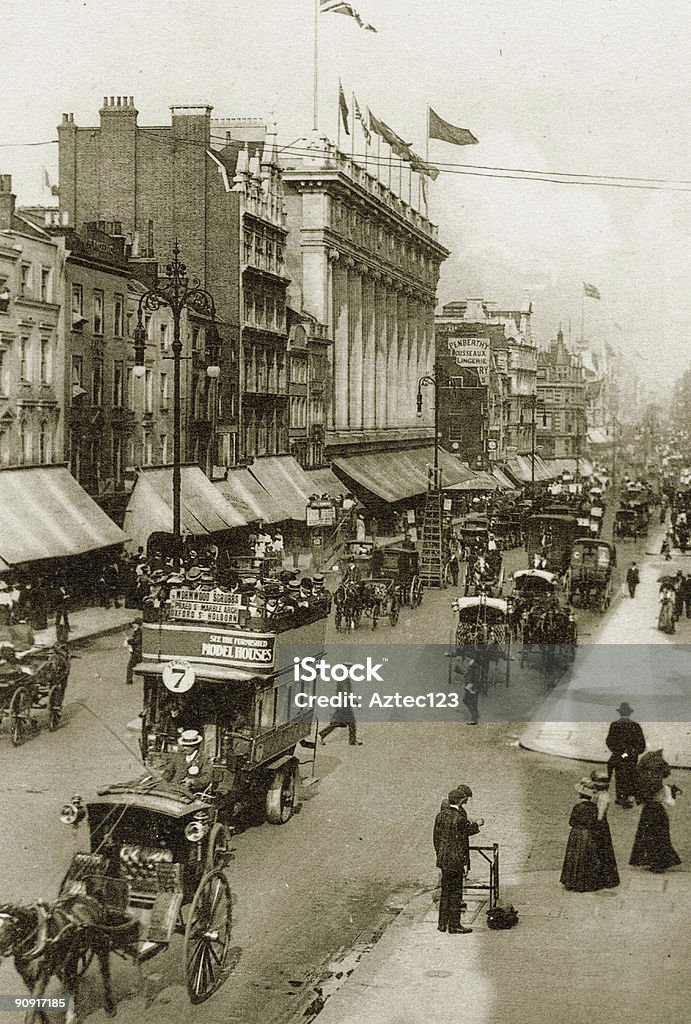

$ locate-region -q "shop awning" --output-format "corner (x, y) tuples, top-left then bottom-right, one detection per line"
(492, 468), (519, 491)
(215, 469), (285, 525)
(503, 455), (555, 485)
(246, 455), (315, 521)
(587, 427), (610, 445)
(448, 471), (502, 492)
(545, 457), (594, 480)
(304, 467), (351, 500)
(124, 465), (247, 552)
(331, 446), (475, 504)
(0, 465), (125, 568)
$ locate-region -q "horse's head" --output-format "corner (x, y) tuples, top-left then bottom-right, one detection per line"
(0, 904), (37, 958)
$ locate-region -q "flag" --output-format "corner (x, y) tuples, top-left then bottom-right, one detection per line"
(338, 81), (350, 136)
(320, 0), (376, 32)
(368, 109), (412, 161)
(43, 168), (50, 189)
(428, 107), (478, 146)
(353, 95), (371, 144)
(409, 151), (439, 180)
(583, 282), (601, 300)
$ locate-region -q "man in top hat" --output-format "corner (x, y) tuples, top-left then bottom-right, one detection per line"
(606, 703), (646, 808)
(433, 785), (482, 934)
(626, 561), (640, 599)
(160, 729), (214, 795)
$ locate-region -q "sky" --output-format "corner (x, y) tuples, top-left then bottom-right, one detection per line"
(3, 0), (691, 397)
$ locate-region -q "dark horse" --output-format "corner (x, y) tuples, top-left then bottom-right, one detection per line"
(0, 893), (121, 1023)
(333, 582), (362, 632)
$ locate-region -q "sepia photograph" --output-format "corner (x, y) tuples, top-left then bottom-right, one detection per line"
(0, 1), (689, 1022)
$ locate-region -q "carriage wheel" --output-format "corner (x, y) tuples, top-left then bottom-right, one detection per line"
(9, 686), (32, 747)
(184, 869), (233, 1004)
(265, 764), (297, 824)
(372, 601), (379, 631)
(206, 823), (233, 872)
(389, 598), (399, 627)
(413, 578), (423, 607)
(47, 684), (64, 732)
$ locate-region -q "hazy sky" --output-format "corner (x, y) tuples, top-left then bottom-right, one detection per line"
(3, 0), (690, 394)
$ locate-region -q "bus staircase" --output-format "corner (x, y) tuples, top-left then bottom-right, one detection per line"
(420, 489), (445, 588)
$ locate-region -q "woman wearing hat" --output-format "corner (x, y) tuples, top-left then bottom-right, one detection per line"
(560, 775), (619, 892)
(630, 750), (682, 874)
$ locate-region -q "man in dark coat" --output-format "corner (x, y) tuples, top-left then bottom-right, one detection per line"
(159, 730), (214, 794)
(606, 703), (646, 808)
(433, 785), (482, 934)
(626, 562), (640, 598)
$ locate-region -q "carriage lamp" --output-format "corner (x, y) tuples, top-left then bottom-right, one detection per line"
(60, 794), (86, 827)
(416, 389), (423, 417)
(184, 811), (209, 843)
(133, 321), (147, 378)
(205, 321), (221, 379)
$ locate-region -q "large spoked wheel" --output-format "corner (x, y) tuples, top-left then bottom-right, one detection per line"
(9, 686), (32, 747)
(205, 823), (233, 872)
(47, 684), (64, 732)
(184, 869), (232, 1004)
(265, 764), (297, 824)
(389, 598), (399, 626)
(414, 578), (424, 607)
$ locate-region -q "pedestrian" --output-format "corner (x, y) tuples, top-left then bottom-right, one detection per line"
(658, 584), (676, 634)
(272, 532), (284, 557)
(660, 537), (671, 561)
(626, 561), (640, 599)
(0, 580), (13, 625)
(605, 702), (646, 807)
(673, 571), (685, 622)
(355, 514), (366, 543)
(433, 785), (482, 934)
(682, 573), (691, 619)
(630, 750), (682, 874)
(456, 662), (479, 724)
(369, 516), (379, 542)
(125, 623), (142, 685)
(448, 549), (459, 588)
(560, 775), (619, 892)
(319, 683), (362, 746)
(54, 577), (71, 635)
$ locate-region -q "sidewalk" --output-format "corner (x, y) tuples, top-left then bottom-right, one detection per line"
(305, 866), (690, 1024)
(34, 605), (140, 647)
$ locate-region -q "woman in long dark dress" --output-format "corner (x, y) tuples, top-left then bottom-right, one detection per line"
(630, 754), (681, 873)
(561, 778), (619, 892)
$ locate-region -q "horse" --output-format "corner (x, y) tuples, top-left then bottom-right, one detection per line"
(333, 582), (362, 632)
(0, 893), (118, 1024)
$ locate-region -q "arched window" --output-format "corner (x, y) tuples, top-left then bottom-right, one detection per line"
(20, 419), (32, 464)
(38, 419), (51, 463)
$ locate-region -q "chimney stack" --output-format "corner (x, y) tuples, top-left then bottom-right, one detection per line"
(0, 174), (16, 231)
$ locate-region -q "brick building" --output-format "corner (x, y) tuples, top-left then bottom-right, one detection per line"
(58, 98), (240, 468)
(0, 176), (64, 468)
(536, 328), (586, 461)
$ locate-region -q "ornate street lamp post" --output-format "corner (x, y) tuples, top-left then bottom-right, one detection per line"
(133, 241), (220, 562)
(417, 363), (455, 490)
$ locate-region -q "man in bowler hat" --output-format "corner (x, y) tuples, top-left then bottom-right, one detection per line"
(433, 785), (482, 934)
(606, 703), (646, 807)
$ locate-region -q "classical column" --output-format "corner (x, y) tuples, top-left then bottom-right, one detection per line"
(374, 272), (387, 429)
(330, 251), (349, 432)
(396, 283), (409, 421)
(385, 277), (398, 428)
(362, 268), (376, 430)
(347, 258), (363, 430)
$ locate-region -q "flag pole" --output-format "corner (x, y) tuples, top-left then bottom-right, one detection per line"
(425, 103), (430, 162)
(580, 284), (585, 345)
(313, 0), (319, 131)
(351, 91), (356, 161)
(337, 80), (342, 150)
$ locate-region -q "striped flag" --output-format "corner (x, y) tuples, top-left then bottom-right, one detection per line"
(583, 282), (601, 300)
(320, 0), (376, 32)
(353, 95), (371, 144)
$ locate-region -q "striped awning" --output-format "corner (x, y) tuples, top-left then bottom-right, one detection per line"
(331, 446), (475, 503)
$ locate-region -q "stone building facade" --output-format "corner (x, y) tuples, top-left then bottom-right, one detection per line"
(536, 328), (586, 460)
(281, 137), (449, 457)
(0, 176), (64, 468)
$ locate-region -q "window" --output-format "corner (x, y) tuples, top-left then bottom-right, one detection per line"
(244, 231), (253, 264)
(145, 369), (153, 413)
(20, 419), (31, 463)
(160, 371), (169, 410)
(160, 434), (168, 463)
(113, 360), (124, 406)
(72, 283), (83, 322)
(40, 339), (52, 384)
(40, 268), (51, 303)
(191, 324), (201, 351)
(71, 355), (83, 386)
(38, 420), (51, 463)
(19, 337), (29, 380)
(113, 435), (123, 481)
(113, 294), (124, 337)
(92, 360), (103, 406)
(143, 431), (153, 465)
(20, 264), (31, 298)
(93, 289), (104, 334)
(0, 350), (6, 396)
(0, 429), (9, 467)
(160, 323), (169, 351)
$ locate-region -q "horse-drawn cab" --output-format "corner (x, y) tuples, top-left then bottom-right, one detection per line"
(370, 546), (423, 608)
(451, 596), (511, 690)
(58, 781), (233, 1004)
(566, 538), (616, 611)
(0, 623), (70, 746)
(511, 569), (576, 673)
(613, 507), (640, 539)
(524, 513), (579, 575)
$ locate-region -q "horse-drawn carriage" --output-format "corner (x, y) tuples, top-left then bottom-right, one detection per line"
(613, 507), (642, 539)
(463, 549), (504, 597)
(511, 569), (577, 676)
(334, 546), (422, 631)
(524, 513), (579, 575)
(56, 780), (235, 1007)
(451, 596), (511, 691)
(0, 624), (70, 746)
(566, 538), (616, 611)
